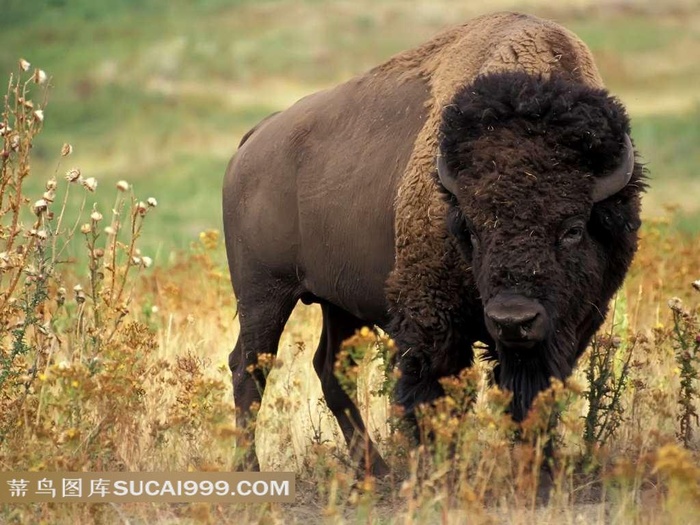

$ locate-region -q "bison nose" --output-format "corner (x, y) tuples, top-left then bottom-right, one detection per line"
(484, 294), (548, 348)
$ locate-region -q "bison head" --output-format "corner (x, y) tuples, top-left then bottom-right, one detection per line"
(436, 72), (645, 420)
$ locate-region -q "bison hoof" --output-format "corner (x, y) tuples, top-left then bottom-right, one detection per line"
(366, 456), (391, 478)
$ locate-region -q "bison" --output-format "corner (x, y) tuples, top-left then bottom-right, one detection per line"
(222, 12), (645, 475)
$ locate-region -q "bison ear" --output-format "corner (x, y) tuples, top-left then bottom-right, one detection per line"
(592, 134), (634, 202)
(437, 150), (460, 196)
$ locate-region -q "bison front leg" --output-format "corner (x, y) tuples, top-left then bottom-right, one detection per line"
(394, 351), (447, 444)
(386, 234), (481, 443)
(390, 310), (476, 444)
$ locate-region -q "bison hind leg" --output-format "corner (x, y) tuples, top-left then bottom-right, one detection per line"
(230, 287), (298, 470)
(313, 302), (390, 477)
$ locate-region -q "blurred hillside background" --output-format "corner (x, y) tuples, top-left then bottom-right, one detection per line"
(1, 0), (699, 261)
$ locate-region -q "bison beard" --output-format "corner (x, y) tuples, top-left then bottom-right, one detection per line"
(492, 333), (574, 422)
(498, 356), (556, 423)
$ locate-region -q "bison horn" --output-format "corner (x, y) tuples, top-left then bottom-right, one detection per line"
(436, 151), (460, 196)
(592, 133), (635, 202)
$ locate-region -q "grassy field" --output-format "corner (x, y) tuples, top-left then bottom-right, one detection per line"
(1, 0), (699, 523)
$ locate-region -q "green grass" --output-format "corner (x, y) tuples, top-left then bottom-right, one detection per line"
(675, 210), (700, 233)
(3, 0), (699, 262)
(0, 0), (260, 30)
(633, 108), (700, 181)
(567, 16), (679, 54)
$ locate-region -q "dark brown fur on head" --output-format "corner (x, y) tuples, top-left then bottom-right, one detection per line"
(437, 71), (646, 420)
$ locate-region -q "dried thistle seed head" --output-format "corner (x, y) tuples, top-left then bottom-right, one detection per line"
(90, 210), (103, 222)
(137, 201), (148, 215)
(104, 225), (116, 235)
(116, 180), (129, 192)
(141, 256), (152, 268)
(33, 199), (48, 215)
(46, 178), (57, 191)
(81, 177), (97, 192)
(33, 68), (47, 84)
(65, 167), (81, 182)
(693, 280), (700, 293)
(58, 287), (66, 296)
(147, 197), (158, 207)
(10, 135), (20, 151)
(29, 229), (47, 240)
(80, 223), (92, 234)
(19, 58), (31, 71)
(668, 297), (684, 314)
(75, 290), (86, 303)
(33, 110), (44, 123)
(43, 190), (55, 202)
(61, 143), (73, 156)
(131, 256), (141, 266)
(93, 248), (104, 258)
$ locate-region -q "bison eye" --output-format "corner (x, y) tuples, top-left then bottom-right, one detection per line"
(461, 218), (480, 251)
(447, 208), (479, 251)
(558, 222), (585, 247)
(468, 229), (480, 251)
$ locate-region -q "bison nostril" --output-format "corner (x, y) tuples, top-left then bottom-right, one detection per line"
(518, 316), (536, 334)
(492, 314), (541, 343)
